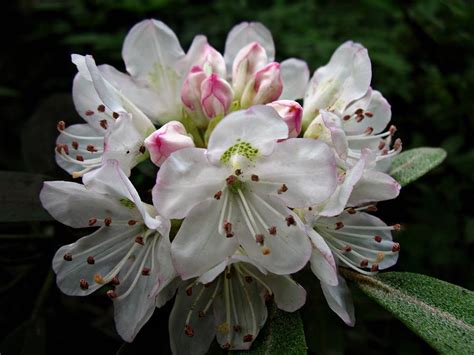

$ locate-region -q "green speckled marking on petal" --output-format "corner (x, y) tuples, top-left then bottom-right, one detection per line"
(220, 140), (259, 164)
(119, 198), (136, 209)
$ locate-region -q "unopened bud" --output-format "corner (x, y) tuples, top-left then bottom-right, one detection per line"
(267, 100), (303, 138)
(241, 62), (282, 107)
(232, 42), (268, 99)
(180, 66), (208, 127)
(200, 74), (233, 119)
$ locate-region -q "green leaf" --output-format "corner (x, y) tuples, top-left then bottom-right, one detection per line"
(0, 171), (52, 222)
(341, 269), (474, 354)
(390, 147), (447, 186)
(235, 304), (307, 355)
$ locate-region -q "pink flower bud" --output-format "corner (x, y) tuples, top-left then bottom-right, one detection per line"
(144, 121), (195, 166)
(241, 62), (282, 107)
(200, 74), (234, 119)
(180, 66), (208, 127)
(232, 42), (268, 99)
(199, 44), (226, 78)
(267, 100), (303, 138)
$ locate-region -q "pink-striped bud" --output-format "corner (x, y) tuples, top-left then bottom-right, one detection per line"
(232, 42), (268, 99)
(267, 100), (303, 138)
(241, 62), (282, 107)
(180, 66), (208, 127)
(144, 121), (195, 166)
(200, 74), (234, 119)
(199, 44), (226, 78)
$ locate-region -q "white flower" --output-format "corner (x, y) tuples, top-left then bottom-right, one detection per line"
(153, 105), (337, 278)
(40, 159), (176, 341)
(56, 55), (156, 177)
(168, 254), (306, 354)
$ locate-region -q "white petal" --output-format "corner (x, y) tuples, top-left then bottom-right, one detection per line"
(343, 89), (391, 135)
(206, 105), (288, 165)
(348, 169), (400, 206)
(83, 159), (158, 229)
(40, 181), (139, 228)
(249, 138), (337, 207)
(279, 58), (309, 100)
(171, 198), (239, 279)
(169, 282), (217, 355)
(52, 225), (138, 295)
(122, 19), (185, 122)
(321, 110), (348, 160)
(153, 147), (228, 219)
(262, 273), (306, 312)
(233, 193), (311, 274)
(214, 271), (267, 350)
(321, 274), (355, 326)
(317, 156), (366, 217)
(114, 234), (175, 342)
(100, 64), (163, 123)
(307, 228), (338, 286)
(224, 22), (274, 75)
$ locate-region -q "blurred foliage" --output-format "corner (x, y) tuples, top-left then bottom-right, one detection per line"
(1, 0), (473, 354)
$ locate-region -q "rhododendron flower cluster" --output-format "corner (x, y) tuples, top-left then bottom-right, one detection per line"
(41, 19), (402, 353)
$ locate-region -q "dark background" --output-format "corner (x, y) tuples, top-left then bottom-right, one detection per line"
(1, 0), (472, 354)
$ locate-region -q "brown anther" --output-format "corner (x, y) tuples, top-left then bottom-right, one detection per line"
(86, 144), (98, 152)
(107, 289), (117, 299)
(128, 220), (137, 226)
(57, 121), (66, 131)
(376, 252), (385, 262)
(268, 226), (277, 235)
(75, 154), (84, 162)
(389, 125), (397, 135)
(222, 343), (231, 350)
(308, 207), (313, 211)
(141, 267), (151, 276)
(139, 145), (146, 154)
(87, 256), (95, 264)
(226, 272), (232, 279)
(286, 215), (296, 226)
(243, 334), (254, 343)
(356, 114), (365, 122)
(185, 287), (193, 296)
(354, 108), (364, 115)
(56, 144), (69, 155)
(235, 169), (242, 176)
(367, 205), (378, 212)
(251, 174), (259, 182)
(264, 291), (274, 302)
(347, 207), (357, 214)
(364, 126), (374, 135)
(99, 119), (108, 130)
(198, 310), (205, 318)
(378, 140), (386, 150)
(110, 276), (120, 286)
(343, 115), (351, 121)
(335, 222), (344, 230)
(79, 279), (89, 290)
(360, 259), (369, 268)
(365, 111), (374, 117)
(382, 149), (389, 155)
(88, 218), (97, 226)
(255, 234), (264, 244)
(214, 191), (222, 200)
(135, 236), (144, 245)
(63, 253), (72, 261)
(392, 242), (401, 252)
(226, 175), (237, 185)
(226, 232), (234, 238)
(371, 263), (379, 272)
(277, 184), (288, 194)
(233, 325), (242, 333)
(104, 217), (112, 226)
(342, 245), (352, 253)
(374, 235), (382, 243)
(393, 224), (401, 231)
(224, 221), (232, 234)
(112, 112), (119, 119)
(97, 104), (106, 112)
(262, 246), (271, 255)
(85, 110), (94, 116)
(94, 274), (104, 284)
(245, 276), (253, 283)
(71, 140), (78, 150)
(184, 324), (194, 337)
(393, 138), (402, 150)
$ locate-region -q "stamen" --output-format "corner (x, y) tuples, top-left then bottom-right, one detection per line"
(277, 184), (288, 194)
(243, 334), (254, 342)
(365, 112), (374, 117)
(85, 110), (94, 116)
(88, 218), (97, 226)
(214, 191), (222, 200)
(128, 220), (137, 226)
(107, 289), (117, 299)
(389, 125), (397, 135)
(112, 112), (119, 119)
(71, 141), (79, 150)
(342, 245), (352, 253)
(63, 253), (72, 261)
(360, 259), (369, 267)
(76, 154), (84, 162)
(392, 243), (401, 252)
(141, 267), (151, 276)
(364, 127), (374, 135)
(245, 276), (253, 283)
(251, 174), (259, 182)
(371, 263), (379, 272)
(99, 120), (108, 130)
(374, 235), (382, 243)
(335, 222), (344, 230)
(135, 236), (144, 245)
(346, 207), (357, 214)
(97, 104), (106, 112)
(262, 246), (271, 255)
(235, 169), (242, 176)
(87, 256), (95, 264)
(79, 279), (89, 290)
(255, 234), (264, 245)
(104, 217), (112, 226)
(139, 145), (146, 154)
(57, 121), (66, 131)
(268, 226), (277, 235)
(343, 115), (351, 121)
(87, 144), (98, 153)
(236, 270), (257, 339)
(286, 215), (296, 226)
(237, 264), (273, 297)
(110, 276), (120, 286)
(184, 324), (194, 337)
